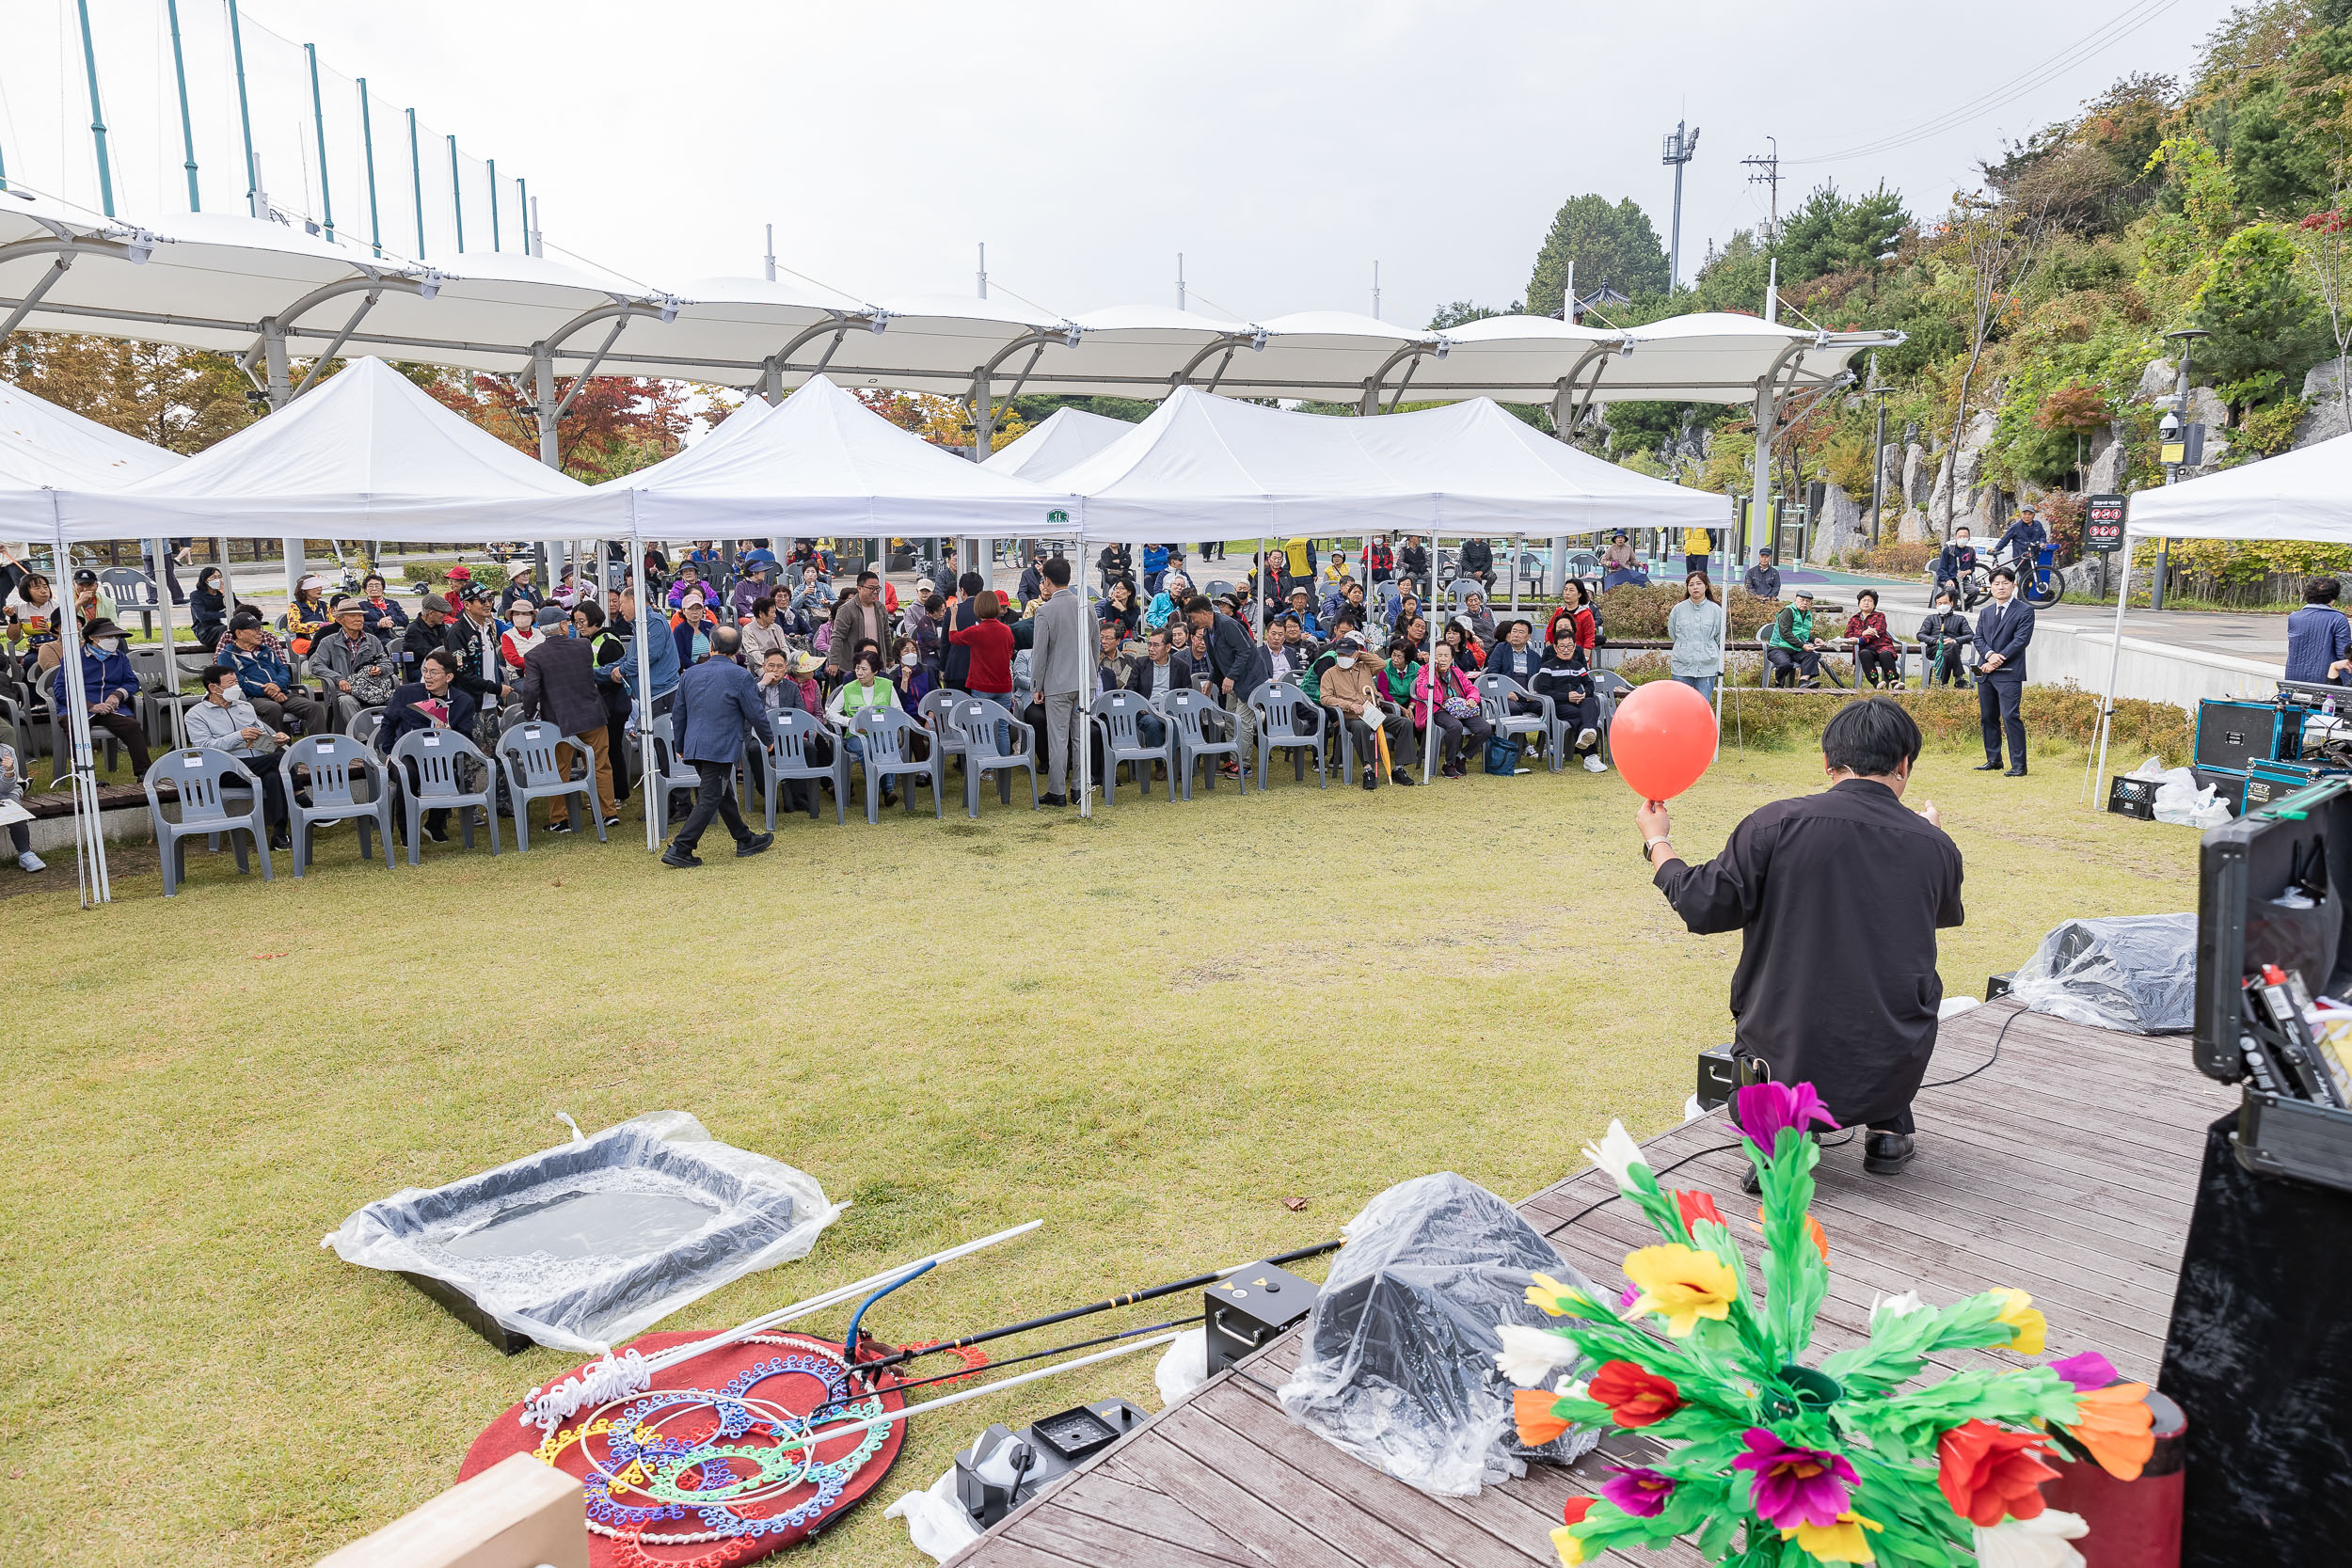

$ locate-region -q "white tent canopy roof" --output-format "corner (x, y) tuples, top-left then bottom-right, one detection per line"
(23, 356), (612, 540)
(2122, 434), (2352, 543)
(618, 373), (1075, 540)
(0, 376), (183, 492)
(982, 407), (1139, 481)
(0, 189), (1899, 402)
(1057, 386), (1728, 541)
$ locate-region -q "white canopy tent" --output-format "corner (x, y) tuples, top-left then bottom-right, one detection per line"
(2089, 433), (2352, 794)
(982, 407), (1137, 483)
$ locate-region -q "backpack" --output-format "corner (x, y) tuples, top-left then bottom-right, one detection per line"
(1484, 735), (1524, 775)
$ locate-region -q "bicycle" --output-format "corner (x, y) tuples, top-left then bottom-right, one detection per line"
(1994, 541), (2062, 607)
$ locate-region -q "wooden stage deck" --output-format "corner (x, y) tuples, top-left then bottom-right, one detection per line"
(947, 1000), (2235, 1568)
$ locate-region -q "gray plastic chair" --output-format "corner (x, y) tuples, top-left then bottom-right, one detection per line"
(1158, 689), (1241, 800)
(1590, 671), (1632, 765)
(145, 747), (272, 895)
(1445, 578), (1484, 610)
(1475, 673), (1554, 768)
(945, 696), (1037, 817)
(389, 728), (501, 863)
(642, 715), (707, 843)
(283, 734), (395, 875)
(499, 721), (604, 850)
(754, 708), (848, 828)
(347, 706), (386, 750)
(1088, 689), (1171, 804)
(914, 688), (972, 809)
(849, 706), (943, 823)
(1246, 679), (1327, 791)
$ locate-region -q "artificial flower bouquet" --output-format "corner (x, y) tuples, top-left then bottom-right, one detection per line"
(1499, 1084), (2155, 1567)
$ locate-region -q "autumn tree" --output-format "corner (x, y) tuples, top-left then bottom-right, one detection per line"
(428, 372), (691, 481)
(1, 333), (255, 452)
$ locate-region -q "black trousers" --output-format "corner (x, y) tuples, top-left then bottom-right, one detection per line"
(83, 708), (152, 778)
(1978, 675), (2025, 765)
(1924, 646), (1970, 688)
(673, 758), (752, 853)
(237, 750), (291, 830)
(1855, 646), (1900, 686)
(1426, 707), (1492, 766)
(1764, 646), (1820, 685)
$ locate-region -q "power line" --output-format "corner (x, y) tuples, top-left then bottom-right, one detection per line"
(1787, 0), (2183, 167)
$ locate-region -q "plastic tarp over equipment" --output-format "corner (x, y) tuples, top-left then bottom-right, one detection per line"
(1277, 1172), (1601, 1496)
(2007, 914), (2200, 1034)
(323, 1111), (842, 1353)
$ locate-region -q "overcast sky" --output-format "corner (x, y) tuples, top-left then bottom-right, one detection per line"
(17, 1), (2243, 330)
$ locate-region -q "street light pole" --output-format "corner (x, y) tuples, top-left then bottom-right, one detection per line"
(1661, 122), (1701, 292)
(2153, 326), (2209, 613)
(1866, 356), (1892, 548)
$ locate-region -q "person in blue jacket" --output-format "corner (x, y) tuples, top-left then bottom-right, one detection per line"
(662, 624), (773, 867)
(50, 616), (151, 777)
(602, 583), (681, 716)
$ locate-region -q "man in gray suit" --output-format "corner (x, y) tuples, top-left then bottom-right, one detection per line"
(664, 625), (775, 867)
(1030, 556), (1092, 806)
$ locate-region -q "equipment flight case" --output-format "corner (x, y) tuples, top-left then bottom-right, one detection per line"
(2195, 776), (2352, 1190)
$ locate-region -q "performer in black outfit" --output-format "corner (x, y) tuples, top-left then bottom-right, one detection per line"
(1637, 698), (1965, 1178)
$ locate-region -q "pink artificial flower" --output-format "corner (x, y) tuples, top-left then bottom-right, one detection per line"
(1731, 1429), (1859, 1529)
(2049, 1351), (2122, 1392)
(1729, 1082), (1840, 1147)
(1599, 1465), (1676, 1518)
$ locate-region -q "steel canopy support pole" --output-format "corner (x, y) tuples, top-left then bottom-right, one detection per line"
(256, 320), (305, 602)
(167, 0), (199, 210)
(73, 0), (115, 217)
(0, 257), (73, 349)
(305, 43), (335, 241)
(229, 3), (261, 214)
(408, 109), (426, 257)
(448, 136), (466, 253)
(487, 158), (501, 252)
(358, 80), (381, 257)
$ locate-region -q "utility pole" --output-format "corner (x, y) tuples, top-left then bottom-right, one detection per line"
(1661, 121), (1700, 291)
(2153, 326), (2210, 613)
(1372, 260), (1381, 321)
(1177, 253), (1185, 311)
(977, 242), (988, 300)
(1741, 136), (1782, 245)
(1866, 355), (1892, 547)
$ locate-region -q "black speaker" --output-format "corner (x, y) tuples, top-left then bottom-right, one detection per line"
(2196, 700), (2302, 775)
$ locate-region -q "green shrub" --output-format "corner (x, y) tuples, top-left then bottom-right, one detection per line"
(1597, 583), (1779, 639)
(400, 560), (508, 592)
(1848, 540), (1934, 576)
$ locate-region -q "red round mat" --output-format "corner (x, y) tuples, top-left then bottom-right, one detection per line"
(461, 1331), (915, 1568)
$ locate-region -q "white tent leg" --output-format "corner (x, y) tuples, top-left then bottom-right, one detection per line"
(1423, 525), (1440, 784)
(152, 536), (183, 748)
(631, 512), (659, 852)
(1076, 510), (1092, 820)
(52, 514), (110, 906)
(2087, 532), (2134, 806)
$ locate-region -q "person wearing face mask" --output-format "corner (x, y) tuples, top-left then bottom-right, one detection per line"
(373, 648), (480, 845)
(1318, 632), (1418, 789)
(184, 661), (292, 846)
(51, 618), (151, 779)
(890, 635), (936, 707)
(220, 612), (328, 737)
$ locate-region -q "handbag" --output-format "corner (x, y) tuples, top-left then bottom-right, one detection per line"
(1484, 735), (1524, 775)
(1442, 694), (1481, 719)
(349, 664), (398, 707)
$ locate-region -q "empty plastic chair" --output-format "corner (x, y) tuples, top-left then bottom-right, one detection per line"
(1158, 689), (1241, 800)
(346, 706), (387, 750)
(641, 716), (707, 844)
(1475, 673), (1554, 769)
(1088, 689), (1172, 804)
(945, 696), (1038, 818)
(1247, 679), (1327, 791)
(754, 708), (848, 829)
(499, 721), (605, 850)
(282, 734), (395, 875)
(849, 706), (943, 823)
(144, 747), (272, 895)
(1588, 671), (1632, 765)
(388, 728), (501, 863)
(914, 688), (973, 812)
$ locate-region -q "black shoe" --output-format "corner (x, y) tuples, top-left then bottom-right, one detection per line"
(549, 818), (576, 833)
(268, 831), (291, 851)
(423, 823), (449, 844)
(1392, 768), (1417, 786)
(661, 847), (703, 868)
(602, 815), (622, 830)
(1864, 1132), (1916, 1174)
(2004, 765), (2027, 777)
(735, 832), (773, 858)
(882, 788), (898, 807)
(1740, 1164), (1762, 1196)
(1040, 792), (1068, 806)
(1361, 766), (1377, 791)
(1973, 759), (2004, 771)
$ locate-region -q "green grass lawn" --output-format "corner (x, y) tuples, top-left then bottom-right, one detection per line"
(0, 736), (2201, 1566)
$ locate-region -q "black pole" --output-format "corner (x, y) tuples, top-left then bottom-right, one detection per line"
(852, 1239), (1343, 1374)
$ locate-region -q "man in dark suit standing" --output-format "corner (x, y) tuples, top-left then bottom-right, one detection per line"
(1971, 565), (2034, 777)
(664, 625), (774, 867)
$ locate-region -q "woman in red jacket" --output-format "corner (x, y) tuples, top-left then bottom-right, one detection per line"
(1845, 587), (1900, 689)
(948, 590), (1016, 706)
(1547, 578), (1599, 660)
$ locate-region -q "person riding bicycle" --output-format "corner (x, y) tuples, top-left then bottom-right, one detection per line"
(1994, 507), (2047, 571)
(1932, 527), (1980, 605)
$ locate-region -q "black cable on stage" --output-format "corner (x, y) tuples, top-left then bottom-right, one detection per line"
(1922, 1005), (2021, 1089)
(1551, 1141), (1748, 1233)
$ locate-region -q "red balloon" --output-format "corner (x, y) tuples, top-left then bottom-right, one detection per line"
(1610, 679), (1719, 802)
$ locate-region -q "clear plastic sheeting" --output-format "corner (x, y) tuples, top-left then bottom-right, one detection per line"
(323, 1111), (842, 1352)
(2008, 914), (2200, 1035)
(1277, 1172), (1602, 1497)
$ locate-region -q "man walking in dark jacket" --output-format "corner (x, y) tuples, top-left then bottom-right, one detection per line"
(1185, 594), (1268, 778)
(1971, 566), (2035, 776)
(664, 624), (774, 866)
(517, 606), (617, 831)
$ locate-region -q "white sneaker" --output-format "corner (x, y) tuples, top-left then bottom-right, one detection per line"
(1582, 754), (1608, 773)
(1576, 727), (1597, 750)
(17, 850), (44, 873)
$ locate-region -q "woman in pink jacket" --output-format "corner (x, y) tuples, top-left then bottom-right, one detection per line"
(1411, 642), (1495, 779)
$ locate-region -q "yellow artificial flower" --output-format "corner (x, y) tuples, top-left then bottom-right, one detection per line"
(1526, 1273), (1590, 1318)
(1620, 1243), (1740, 1337)
(1781, 1511), (1883, 1564)
(1989, 1288), (2048, 1356)
(1549, 1524), (1587, 1566)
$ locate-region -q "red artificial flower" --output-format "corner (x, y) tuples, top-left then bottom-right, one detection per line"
(1936, 1419), (2058, 1527)
(1562, 1497), (1595, 1527)
(1587, 1359), (1685, 1429)
(1674, 1189), (1725, 1232)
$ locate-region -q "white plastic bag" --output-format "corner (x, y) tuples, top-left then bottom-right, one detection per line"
(883, 1466), (983, 1562)
(1153, 1324), (1210, 1404)
(2133, 757), (2233, 829)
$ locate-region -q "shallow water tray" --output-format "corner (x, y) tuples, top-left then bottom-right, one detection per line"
(323, 1111), (840, 1354)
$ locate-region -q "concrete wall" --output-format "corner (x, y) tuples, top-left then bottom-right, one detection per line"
(2027, 619), (2281, 709)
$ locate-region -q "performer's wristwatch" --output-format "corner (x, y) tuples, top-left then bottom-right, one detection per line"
(1642, 836), (1674, 864)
